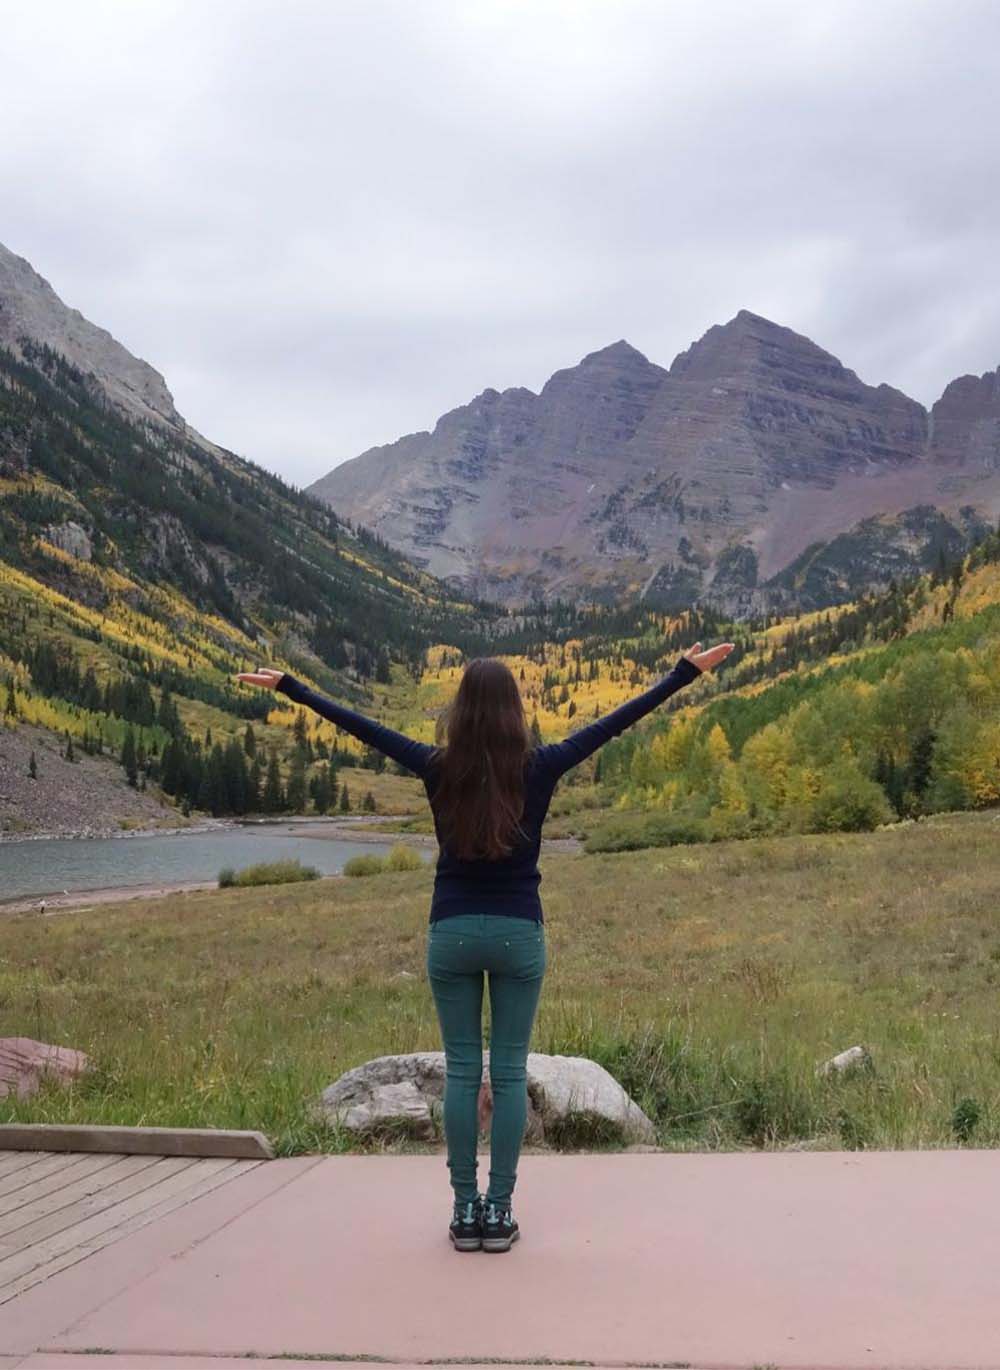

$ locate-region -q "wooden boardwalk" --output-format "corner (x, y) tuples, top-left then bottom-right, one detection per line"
(0, 1147), (263, 1305)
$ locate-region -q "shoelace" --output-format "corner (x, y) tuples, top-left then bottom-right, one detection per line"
(453, 1199), (513, 1227)
(454, 1200), (479, 1226)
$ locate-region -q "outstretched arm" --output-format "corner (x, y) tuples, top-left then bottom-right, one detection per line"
(237, 669), (434, 777)
(538, 641), (733, 780)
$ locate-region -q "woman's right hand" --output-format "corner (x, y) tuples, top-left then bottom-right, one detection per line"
(236, 668), (286, 690)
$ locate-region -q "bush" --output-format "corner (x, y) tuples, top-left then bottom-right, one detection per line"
(342, 854), (386, 878)
(952, 1096), (981, 1143)
(384, 843), (424, 872)
(217, 860), (320, 889)
(584, 808), (708, 853)
(809, 761), (893, 833)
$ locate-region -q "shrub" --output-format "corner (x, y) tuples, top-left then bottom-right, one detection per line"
(342, 854), (385, 878)
(217, 860), (320, 889)
(809, 761), (893, 833)
(584, 808), (708, 853)
(384, 843), (424, 872)
(952, 1096), (981, 1143)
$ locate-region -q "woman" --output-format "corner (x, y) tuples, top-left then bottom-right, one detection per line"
(237, 637), (733, 1252)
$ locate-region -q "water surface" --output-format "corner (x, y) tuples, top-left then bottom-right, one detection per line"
(0, 823), (399, 900)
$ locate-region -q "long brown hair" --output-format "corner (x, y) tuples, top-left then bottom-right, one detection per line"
(432, 658), (532, 861)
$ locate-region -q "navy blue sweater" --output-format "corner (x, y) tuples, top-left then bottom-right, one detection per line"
(277, 655), (701, 922)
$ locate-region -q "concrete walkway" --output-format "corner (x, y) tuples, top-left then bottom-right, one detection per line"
(0, 1151), (998, 1369)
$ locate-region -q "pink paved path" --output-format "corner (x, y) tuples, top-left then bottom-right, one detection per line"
(2, 1151), (999, 1369)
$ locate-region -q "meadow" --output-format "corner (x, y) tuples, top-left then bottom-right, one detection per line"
(2, 808), (998, 1155)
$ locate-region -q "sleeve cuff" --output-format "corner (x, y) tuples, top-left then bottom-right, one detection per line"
(675, 655), (702, 679)
(276, 672), (300, 698)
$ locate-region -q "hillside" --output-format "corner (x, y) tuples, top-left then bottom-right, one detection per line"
(310, 312), (1000, 611)
(0, 242), (499, 833)
(585, 525), (1000, 851)
(0, 242), (717, 835)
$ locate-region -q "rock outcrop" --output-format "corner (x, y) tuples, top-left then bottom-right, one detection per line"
(0, 241), (207, 445)
(0, 1037), (89, 1099)
(317, 1051), (657, 1145)
(310, 313), (1000, 610)
(929, 367), (1000, 471)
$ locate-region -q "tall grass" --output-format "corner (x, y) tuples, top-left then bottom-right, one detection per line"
(343, 844), (426, 877)
(218, 859), (320, 888)
(2, 810), (999, 1154)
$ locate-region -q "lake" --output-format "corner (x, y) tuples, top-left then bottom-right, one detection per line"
(0, 823), (402, 901)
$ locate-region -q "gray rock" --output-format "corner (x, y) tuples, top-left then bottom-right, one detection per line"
(317, 1051), (656, 1145)
(45, 520), (93, 561)
(336, 1079), (437, 1141)
(817, 1045), (874, 1078)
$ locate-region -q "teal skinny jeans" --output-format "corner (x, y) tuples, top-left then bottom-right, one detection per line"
(427, 913), (547, 1207)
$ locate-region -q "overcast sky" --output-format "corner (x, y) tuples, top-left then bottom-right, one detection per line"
(5, 0), (1000, 485)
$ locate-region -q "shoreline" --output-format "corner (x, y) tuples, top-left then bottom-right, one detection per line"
(0, 812), (424, 846)
(0, 830), (581, 917)
(0, 879), (225, 917)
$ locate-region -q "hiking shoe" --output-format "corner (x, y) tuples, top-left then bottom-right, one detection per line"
(449, 1197), (483, 1251)
(481, 1199), (519, 1252)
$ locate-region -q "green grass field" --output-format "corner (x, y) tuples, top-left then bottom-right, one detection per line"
(2, 810), (998, 1155)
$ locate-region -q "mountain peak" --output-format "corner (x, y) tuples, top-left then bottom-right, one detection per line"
(0, 239), (198, 441)
(669, 310), (846, 381)
(579, 339), (650, 366)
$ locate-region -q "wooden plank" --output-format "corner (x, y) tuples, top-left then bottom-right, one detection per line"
(0, 1150), (123, 1216)
(0, 1151), (119, 1205)
(0, 1148), (51, 1173)
(0, 1124), (274, 1159)
(0, 1154), (159, 1240)
(6, 1155), (198, 1252)
(0, 1155), (236, 1290)
(0, 1156), (260, 1303)
(0, 1151), (56, 1181)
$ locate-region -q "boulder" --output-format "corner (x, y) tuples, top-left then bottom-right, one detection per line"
(44, 520), (93, 561)
(317, 1051), (656, 1146)
(0, 1037), (90, 1099)
(817, 1045), (874, 1078)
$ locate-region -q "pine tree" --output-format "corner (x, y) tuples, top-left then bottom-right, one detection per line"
(263, 748), (284, 813)
(362, 790), (376, 812)
(310, 768), (332, 814)
(530, 714), (542, 746)
(28, 750), (37, 780)
(908, 727), (936, 807)
(293, 709), (308, 748)
(243, 724), (257, 759)
(248, 758), (263, 811)
(64, 731), (76, 763)
(4, 677), (17, 718)
(339, 783), (351, 813)
(286, 749), (307, 813)
(223, 739), (250, 815)
(121, 728), (138, 787)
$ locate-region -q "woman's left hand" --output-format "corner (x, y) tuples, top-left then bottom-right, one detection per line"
(684, 641), (735, 673)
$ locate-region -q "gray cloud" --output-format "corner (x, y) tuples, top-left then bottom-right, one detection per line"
(5, 0), (1000, 484)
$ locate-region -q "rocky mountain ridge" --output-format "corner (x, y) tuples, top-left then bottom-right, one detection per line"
(310, 311), (1000, 611)
(0, 241), (208, 447)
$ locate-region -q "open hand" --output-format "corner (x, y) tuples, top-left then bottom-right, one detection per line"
(683, 641), (735, 673)
(236, 668), (286, 690)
